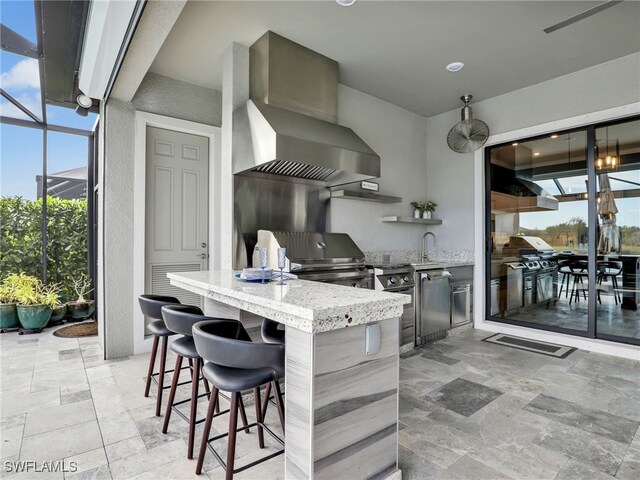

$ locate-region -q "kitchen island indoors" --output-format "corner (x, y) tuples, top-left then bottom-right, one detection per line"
(168, 270), (409, 480)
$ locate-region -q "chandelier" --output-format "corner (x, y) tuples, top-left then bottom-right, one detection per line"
(596, 127), (619, 171)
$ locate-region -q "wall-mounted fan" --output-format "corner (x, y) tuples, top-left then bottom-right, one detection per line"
(447, 95), (490, 154)
(544, 0), (623, 33)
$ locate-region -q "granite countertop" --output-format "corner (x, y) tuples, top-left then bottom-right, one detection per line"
(168, 271), (409, 333)
(411, 261), (475, 270)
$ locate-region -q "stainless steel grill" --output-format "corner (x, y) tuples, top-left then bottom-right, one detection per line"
(254, 230), (373, 288)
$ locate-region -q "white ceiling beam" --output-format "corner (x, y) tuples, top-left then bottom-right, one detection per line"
(110, 0), (187, 102)
(78, 0), (138, 99)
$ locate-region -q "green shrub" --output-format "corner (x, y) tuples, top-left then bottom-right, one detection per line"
(0, 196), (87, 301)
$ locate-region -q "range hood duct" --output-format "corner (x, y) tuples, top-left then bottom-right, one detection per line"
(233, 31), (380, 186)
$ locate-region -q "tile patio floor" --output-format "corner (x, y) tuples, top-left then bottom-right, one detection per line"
(1, 327), (639, 479)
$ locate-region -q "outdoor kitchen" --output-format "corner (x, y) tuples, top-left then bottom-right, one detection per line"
(1, 2), (639, 480)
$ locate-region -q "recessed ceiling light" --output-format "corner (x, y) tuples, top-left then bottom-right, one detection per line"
(512, 142), (519, 146)
(446, 62), (464, 72)
(550, 134), (558, 139)
(534, 152), (540, 156)
(336, 0), (356, 6)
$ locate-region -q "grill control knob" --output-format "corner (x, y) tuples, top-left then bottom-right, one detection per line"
(389, 277), (396, 285)
(402, 276), (410, 283)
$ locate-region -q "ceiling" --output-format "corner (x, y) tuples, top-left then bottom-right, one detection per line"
(149, 1), (640, 118)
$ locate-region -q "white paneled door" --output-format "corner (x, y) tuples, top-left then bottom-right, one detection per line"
(145, 127), (209, 309)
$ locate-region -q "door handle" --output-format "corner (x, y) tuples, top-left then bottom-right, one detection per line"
(198, 253), (209, 259)
(201, 242), (207, 248)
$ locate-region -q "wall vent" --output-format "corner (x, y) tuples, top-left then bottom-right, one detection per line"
(150, 263), (203, 309)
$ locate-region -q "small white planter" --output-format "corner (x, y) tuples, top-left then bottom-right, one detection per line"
(422, 211), (432, 220)
(413, 209), (421, 218)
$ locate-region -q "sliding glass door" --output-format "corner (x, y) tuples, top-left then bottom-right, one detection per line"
(594, 119), (640, 343)
(485, 116), (639, 345)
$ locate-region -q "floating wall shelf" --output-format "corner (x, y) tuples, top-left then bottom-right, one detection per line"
(382, 216), (443, 225)
(330, 190), (402, 204)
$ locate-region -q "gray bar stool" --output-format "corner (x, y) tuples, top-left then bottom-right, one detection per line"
(161, 305), (249, 460)
(138, 294), (181, 416)
(161, 305), (228, 458)
(193, 320), (285, 479)
(260, 318), (285, 420)
(261, 318), (285, 345)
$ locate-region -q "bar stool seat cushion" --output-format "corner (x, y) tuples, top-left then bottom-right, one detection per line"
(202, 362), (277, 393)
(147, 320), (174, 337)
(170, 336), (200, 359)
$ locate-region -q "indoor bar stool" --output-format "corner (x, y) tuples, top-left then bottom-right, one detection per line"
(138, 294), (181, 416)
(161, 305), (249, 459)
(193, 320), (286, 479)
(598, 261), (623, 305)
(557, 260), (573, 299)
(568, 260), (588, 304)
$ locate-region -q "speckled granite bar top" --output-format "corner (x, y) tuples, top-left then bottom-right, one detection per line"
(168, 271), (409, 333)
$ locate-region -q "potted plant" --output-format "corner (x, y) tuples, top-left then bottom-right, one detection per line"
(66, 275), (95, 320)
(411, 201), (424, 218)
(47, 286), (66, 325)
(14, 274), (56, 332)
(0, 274), (20, 332)
(423, 201), (438, 220)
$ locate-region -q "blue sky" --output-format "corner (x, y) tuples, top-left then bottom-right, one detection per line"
(1, 0), (97, 199)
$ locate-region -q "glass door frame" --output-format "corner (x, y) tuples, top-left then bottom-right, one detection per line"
(483, 116), (640, 346)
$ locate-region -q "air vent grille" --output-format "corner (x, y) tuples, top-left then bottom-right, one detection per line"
(254, 160), (337, 182)
(150, 263), (203, 309)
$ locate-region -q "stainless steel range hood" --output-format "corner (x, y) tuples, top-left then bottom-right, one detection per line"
(232, 31), (381, 187)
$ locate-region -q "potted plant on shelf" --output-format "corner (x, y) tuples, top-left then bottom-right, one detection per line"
(423, 201), (438, 220)
(411, 201), (424, 218)
(14, 274), (57, 332)
(0, 274), (20, 332)
(66, 275), (95, 320)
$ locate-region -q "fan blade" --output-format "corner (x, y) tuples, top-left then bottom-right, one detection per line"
(544, 0), (623, 33)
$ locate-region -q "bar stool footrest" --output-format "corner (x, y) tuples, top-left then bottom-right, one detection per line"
(149, 365), (191, 387)
(205, 421), (284, 475)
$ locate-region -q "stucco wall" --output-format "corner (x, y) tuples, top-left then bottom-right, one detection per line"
(132, 72), (222, 126)
(330, 85), (429, 251)
(425, 52), (640, 251)
(102, 99), (136, 358)
(101, 76), (222, 358)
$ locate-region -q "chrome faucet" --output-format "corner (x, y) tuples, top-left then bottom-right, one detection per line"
(421, 231), (437, 261)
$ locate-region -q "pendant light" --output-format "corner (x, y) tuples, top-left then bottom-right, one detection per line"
(596, 127), (619, 172)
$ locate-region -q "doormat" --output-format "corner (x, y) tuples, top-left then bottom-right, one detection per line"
(483, 333), (576, 358)
(53, 321), (98, 338)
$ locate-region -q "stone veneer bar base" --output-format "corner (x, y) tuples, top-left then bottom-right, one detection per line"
(285, 320), (399, 479)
